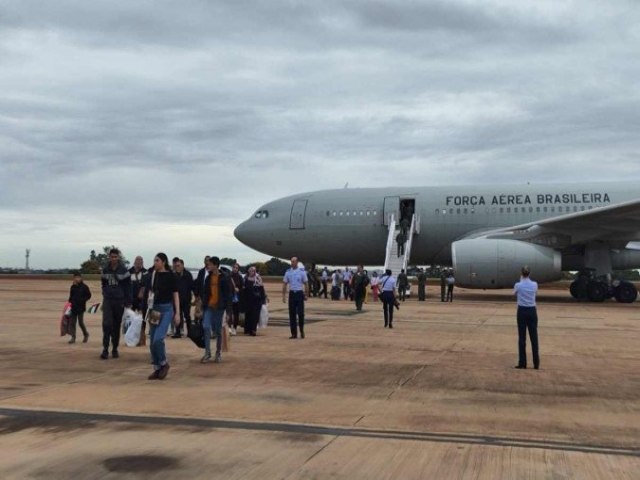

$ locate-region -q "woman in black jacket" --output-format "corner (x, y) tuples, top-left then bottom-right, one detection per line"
(243, 266), (267, 336)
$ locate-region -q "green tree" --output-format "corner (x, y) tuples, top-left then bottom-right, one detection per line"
(80, 260), (101, 274)
(219, 257), (237, 267)
(265, 257), (290, 276)
(84, 246), (129, 270)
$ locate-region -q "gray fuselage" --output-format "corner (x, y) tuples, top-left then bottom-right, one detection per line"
(234, 182), (639, 267)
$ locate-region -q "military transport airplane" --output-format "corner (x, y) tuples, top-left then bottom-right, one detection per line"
(234, 181), (640, 303)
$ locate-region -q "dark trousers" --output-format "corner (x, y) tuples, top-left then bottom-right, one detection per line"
(354, 287), (365, 311)
(231, 302), (240, 329)
(102, 300), (124, 352)
(399, 285), (407, 301)
(382, 291), (394, 326)
(517, 307), (539, 368)
(343, 282), (351, 300)
(441, 285), (446, 302)
(446, 285), (454, 302)
(288, 291), (305, 337)
(245, 303), (260, 334)
(321, 281), (328, 298)
(70, 312), (88, 338)
(176, 298), (191, 334)
(418, 284), (426, 301)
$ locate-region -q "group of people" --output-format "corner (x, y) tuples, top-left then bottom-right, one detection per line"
(66, 249), (269, 381)
(65, 250), (541, 379)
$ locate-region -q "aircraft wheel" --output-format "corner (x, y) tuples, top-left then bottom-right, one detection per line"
(569, 280), (587, 300)
(614, 282), (638, 303)
(587, 281), (607, 302)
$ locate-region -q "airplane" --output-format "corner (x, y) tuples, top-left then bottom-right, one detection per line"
(234, 181), (640, 303)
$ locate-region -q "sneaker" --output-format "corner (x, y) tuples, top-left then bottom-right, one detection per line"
(68, 337), (76, 344)
(230, 328), (237, 336)
(300, 331), (305, 339)
(214, 354), (221, 363)
(157, 364), (170, 380)
(148, 370), (160, 380)
(83, 334), (89, 343)
(201, 354), (212, 363)
(100, 350), (108, 360)
(111, 350), (119, 359)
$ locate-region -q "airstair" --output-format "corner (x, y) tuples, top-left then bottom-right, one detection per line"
(383, 213), (417, 275)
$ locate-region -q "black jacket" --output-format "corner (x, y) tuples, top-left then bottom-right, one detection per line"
(193, 267), (208, 298)
(202, 271), (233, 312)
(68, 282), (92, 313)
(101, 262), (132, 304)
(175, 270), (194, 302)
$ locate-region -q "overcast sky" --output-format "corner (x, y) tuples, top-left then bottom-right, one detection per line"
(1, 0), (639, 269)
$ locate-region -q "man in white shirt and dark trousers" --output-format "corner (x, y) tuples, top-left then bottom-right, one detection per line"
(514, 266), (540, 369)
(283, 257), (309, 339)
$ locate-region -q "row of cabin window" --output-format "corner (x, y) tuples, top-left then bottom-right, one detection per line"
(326, 210), (378, 217)
(436, 205), (599, 215)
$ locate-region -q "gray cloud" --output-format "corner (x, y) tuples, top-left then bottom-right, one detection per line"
(0, 0), (639, 268)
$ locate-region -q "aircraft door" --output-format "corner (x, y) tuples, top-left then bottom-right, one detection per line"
(383, 196), (400, 226)
(290, 199), (308, 229)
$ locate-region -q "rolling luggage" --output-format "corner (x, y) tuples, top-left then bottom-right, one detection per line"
(331, 286), (341, 300)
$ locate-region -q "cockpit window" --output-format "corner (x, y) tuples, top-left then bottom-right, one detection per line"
(254, 210), (269, 219)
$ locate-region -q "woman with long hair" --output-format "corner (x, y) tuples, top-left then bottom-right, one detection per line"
(147, 253), (180, 380)
(243, 266), (267, 336)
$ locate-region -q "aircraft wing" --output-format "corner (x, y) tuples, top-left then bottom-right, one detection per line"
(464, 198), (640, 249)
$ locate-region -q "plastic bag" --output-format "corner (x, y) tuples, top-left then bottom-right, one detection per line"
(221, 325), (230, 352)
(121, 307), (136, 334)
(60, 302), (73, 336)
(124, 310), (144, 347)
(258, 304), (269, 329)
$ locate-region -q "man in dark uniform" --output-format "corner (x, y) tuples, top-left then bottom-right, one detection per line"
(397, 269), (409, 302)
(514, 266), (540, 369)
(352, 265), (370, 311)
(440, 269), (447, 302)
(417, 268), (426, 301)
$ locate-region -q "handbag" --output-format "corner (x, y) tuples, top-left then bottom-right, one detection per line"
(146, 271), (161, 325)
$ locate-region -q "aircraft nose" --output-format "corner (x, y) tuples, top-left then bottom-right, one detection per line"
(234, 220), (250, 246)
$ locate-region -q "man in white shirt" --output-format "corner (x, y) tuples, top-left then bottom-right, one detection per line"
(513, 266), (540, 369)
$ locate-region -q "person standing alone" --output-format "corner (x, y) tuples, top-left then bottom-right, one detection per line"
(283, 257), (309, 339)
(100, 248), (131, 359)
(514, 266), (540, 370)
(68, 272), (91, 344)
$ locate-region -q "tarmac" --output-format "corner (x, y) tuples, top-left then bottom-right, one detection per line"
(0, 277), (638, 479)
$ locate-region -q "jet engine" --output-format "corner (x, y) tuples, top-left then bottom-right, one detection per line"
(452, 239), (562, 289)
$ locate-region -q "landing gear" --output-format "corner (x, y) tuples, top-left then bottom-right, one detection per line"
(586, 281), (607, 302)
(613, 281), (638, 304)
(570, 274), (638, 303)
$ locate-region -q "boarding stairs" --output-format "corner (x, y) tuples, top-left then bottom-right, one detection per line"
(383, 213), (418, 275)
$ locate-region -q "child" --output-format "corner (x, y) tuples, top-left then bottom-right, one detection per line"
(68, 272), (92, 343)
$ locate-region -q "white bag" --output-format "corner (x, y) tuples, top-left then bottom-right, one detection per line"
(258, 304), (269, 329)
(124, 310), (144, 347)
(121, 307), (136, 334)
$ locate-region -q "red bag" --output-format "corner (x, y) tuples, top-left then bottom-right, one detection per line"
(60, 302), (72, 336)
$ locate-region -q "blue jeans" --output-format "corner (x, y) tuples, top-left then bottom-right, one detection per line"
(203, 307), (224, 356)
(149, 303), (173, 369)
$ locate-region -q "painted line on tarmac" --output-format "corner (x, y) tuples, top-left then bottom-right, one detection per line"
(0, 407), (637, 458)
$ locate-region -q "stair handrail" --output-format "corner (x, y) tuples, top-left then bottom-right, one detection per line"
(402, 214), (417, 272)
(383, 214), (396, 271)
